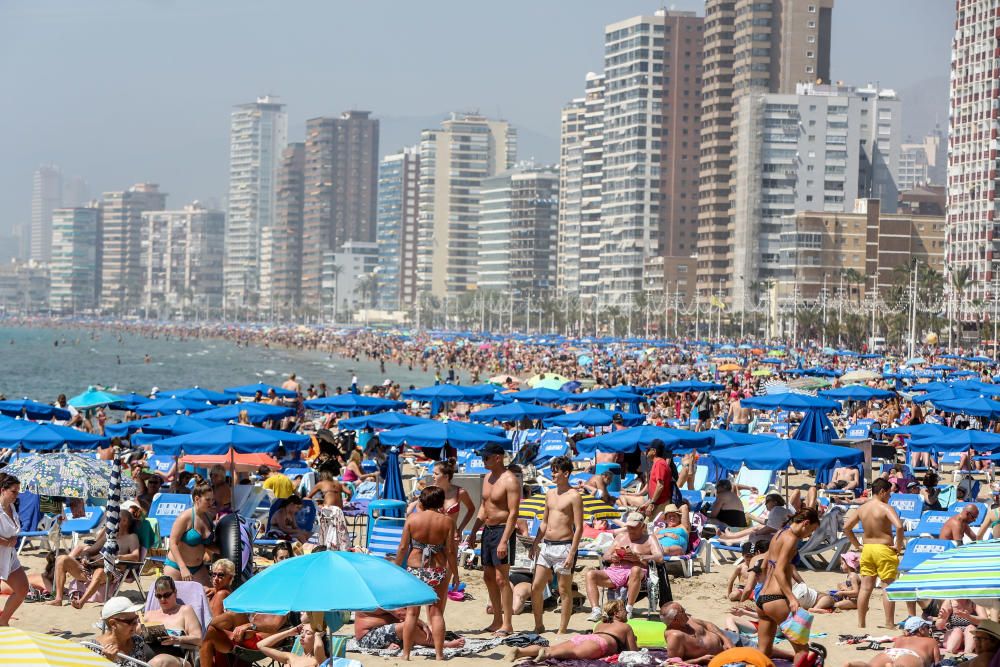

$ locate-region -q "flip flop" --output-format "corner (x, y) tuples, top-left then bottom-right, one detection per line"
(492, 630), (512, 638)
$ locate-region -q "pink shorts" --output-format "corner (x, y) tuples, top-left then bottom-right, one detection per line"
(604, 564), (645, 588)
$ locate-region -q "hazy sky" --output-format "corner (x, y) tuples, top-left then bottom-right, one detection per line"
(0, 0), (954, 232)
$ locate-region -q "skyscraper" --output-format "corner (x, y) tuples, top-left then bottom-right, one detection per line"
(100, 183), (167, 313)
(31, 164), (63, 262)
(556, 97), (585, 297)
(416, 113), (517, 298)
(300, 111), (380, 312)
(223, 96), (288, 310)
(697, 0), (834, 303)
(376, 147), (420, 311)
(49, 205), (101, 313)
(260, 143), (306, 315)
(946, 0), (999, 306)
(141, 203), (225, 314)
(478, 165), (559, 295)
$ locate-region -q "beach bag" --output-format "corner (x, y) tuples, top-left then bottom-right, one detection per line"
(779, 608), (813, 644)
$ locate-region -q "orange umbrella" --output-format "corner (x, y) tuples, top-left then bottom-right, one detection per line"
(718, 363), (743, 372)
(180, 451), (280, 473)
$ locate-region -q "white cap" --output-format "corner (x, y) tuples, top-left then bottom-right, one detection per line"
(120, 501), (142, 514)
(101, 596), (143, 620)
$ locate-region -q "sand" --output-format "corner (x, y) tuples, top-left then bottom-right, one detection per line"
(8, 544), (892, 667)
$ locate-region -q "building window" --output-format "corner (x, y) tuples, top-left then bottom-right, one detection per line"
(807, 35), (816, 43)
(807, 51), (815, 58)
(808, 20), (816, 28)
(808, 4), (817, 11)
(806, 66), (815, 74)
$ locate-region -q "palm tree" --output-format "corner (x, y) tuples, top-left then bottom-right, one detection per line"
(949, 266), (972, 348)
(842, 268), (865, 306)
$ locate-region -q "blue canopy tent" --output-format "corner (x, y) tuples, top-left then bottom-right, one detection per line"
(224, 382), (298, 399)
(931, 397), (1000, 419)
(377, 421), (509, 452)
(506, 388), (572, 405)
(67, 387), (124, 410)
(303, 395), (406, 414)
(197, 403), (294, 424)
(576, 426), (712, 455)
(105, 414), (216, 438)
(819, 386), (895, 401)
(543, 408), (646, 428)
(402, 384), (499, 416)
(160, 387), (236, 405)
(134, 397), (213, 416)
(151, 424), (311, 456)
(0, 398), (71, 421)
(468, 402), (564, 424)
(0, 421), (109, 451)
(337, 412), (437, 431)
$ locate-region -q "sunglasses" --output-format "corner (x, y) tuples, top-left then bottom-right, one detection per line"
(210, 571), (228, 578)
(154, 591), (175, 600)
(116, 616), (139, 625)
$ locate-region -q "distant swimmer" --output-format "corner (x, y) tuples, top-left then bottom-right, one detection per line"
(144, 354), (151, 364)
(54, 340), (58, 347)
(116, 355), (121, 365)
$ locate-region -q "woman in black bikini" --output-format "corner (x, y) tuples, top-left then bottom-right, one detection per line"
(394, 485), (456, 661)
(755, 507), (820, 662)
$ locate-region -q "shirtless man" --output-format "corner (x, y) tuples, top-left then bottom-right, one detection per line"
(354, 609), (465, 652)
(585, 512), (664, 621)
(580, 470), (612, 500)
(939, 504), (978, 544)
(845, 616), (940, 667)
(661, 602), (795, 663)
(528, 456), (583, 634)
(844, 478), (908, 628)
(467, 442), (521, 636)
(727, 399), (751, 433)
(827, 466), (860, 493)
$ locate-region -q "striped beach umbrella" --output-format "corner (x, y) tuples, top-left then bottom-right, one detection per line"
(0, 626), (113, 665)
(887, 540), (1000, 602)
(101, 456), (123, 590)
(518, 491), (620, 522)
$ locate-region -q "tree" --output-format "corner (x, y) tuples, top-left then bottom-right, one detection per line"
(949, 266), (973, 347)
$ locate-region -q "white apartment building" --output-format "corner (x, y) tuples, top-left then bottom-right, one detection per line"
(142, 203), (225, 314)
(223, 96), (288, 309)
(49, 206), (100, 313)
(31, 165), (62, 263)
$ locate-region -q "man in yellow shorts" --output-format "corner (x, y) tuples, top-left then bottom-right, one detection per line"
(844, 478), (907, 629)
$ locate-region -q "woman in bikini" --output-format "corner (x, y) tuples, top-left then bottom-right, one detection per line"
(755, 507), (820, 662)
(164, 482), (217, 586)
(394, 485), (456, 661)
(510, 600), (637, 661)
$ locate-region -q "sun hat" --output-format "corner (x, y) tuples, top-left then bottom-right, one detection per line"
(120, 500), (142, 514)
(840, 551), (860, 570)
(624, 511), (646, 527)
(101, 596), (143, 620)
(662, 504), (682, 515)
(902, 616), (932, 634)
(975, 619), (1000, 641)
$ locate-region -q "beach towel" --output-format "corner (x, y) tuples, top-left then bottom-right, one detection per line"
(347, 631), (547, 659)
(317, 506), (350, 550)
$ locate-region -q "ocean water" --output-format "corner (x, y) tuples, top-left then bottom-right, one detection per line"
(0, 326), (443, 402)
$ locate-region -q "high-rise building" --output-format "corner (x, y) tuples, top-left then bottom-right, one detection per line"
(300, 111), (380, 311)
(100, 183), (167, 313)
(63, 176), (90, 208)
(598, 11), (704, 306)
(580, 74), (606, 300)
(141, 203), (225, 314)
(728, 83), (901, 307)
(376, 147), (420, 311)
(416, 113), (517, 298)
(947, 0), (999, 306)
(31, 165), (63, 262)
(0, 261), (49, 314)
(697, 0), (834, 301)
(898, 142), (933, 192)
(260, 143), (306, 315)
(556, 97), (585, 297)
(49, 206), (101, 313)
(223, 96), (288, 310)
(478, 165), (559, 295)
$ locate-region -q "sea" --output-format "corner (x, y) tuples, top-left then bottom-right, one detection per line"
(0, 325), (445, 402)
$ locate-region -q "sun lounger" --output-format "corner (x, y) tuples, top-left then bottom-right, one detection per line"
(898, 537), (953, 572)
(147, 493), (194, 541)
(60, 506), (105, 547)
(366, 516), (405, 559)
(904, 511), (951, 538)
(797, 506), (849, 571)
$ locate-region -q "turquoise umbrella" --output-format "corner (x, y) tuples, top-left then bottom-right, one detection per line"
(68, 386), (124, 410)
(224, 551), (437, 614)
(887, 540), (1000, 602)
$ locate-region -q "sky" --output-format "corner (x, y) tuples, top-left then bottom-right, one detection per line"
(0, 0), (955, 233)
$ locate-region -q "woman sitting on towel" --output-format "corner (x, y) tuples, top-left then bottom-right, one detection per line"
(509, 600), (637, 661)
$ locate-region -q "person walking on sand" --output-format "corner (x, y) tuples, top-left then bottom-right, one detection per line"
(467, 443), (521, 636)
(844, 478), (909, 629)
(0, 474), (27, 626)
(528, 456), (583, 634)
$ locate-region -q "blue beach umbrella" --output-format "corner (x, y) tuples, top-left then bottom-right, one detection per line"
(378, 421), (509, 450)
(380, 446), (406, 517)
(224, 382), (298, 399)
(577, 426), (712, 455)
(337, 412), (436, 431)
(161, 387), (236, 405)
(67, 387), (124, 410)
(742, 393), (840, 412)
(819, 385), (895, 401)
(507, 388), (572, 405)
(709, 440), (863, 472)
(655, 379), (726, 393)
(912, 388), (980, 404)
(404, 384), (503, 416)
(0, 398), (71, 421)
(882, 423), (958, 438)
(468, 402), (564, 423)
(112, 393), (152, 411)
(224, 550), (437, 614)
(908, 429), (1000, 454)
(134, 397), (213, 416)
(886, 541), (999, 602)
(0, 421), (109, 451)
(793, 409), (837, 444)
(151, 424), (311, 456)
(544, 408), (646, 428)
(305, 394), (405, 414)
(105, 414), (216, 438)
(197, 403), (294, 424)
(708, 430), (781, 448)
(931, 397), (1000, 419)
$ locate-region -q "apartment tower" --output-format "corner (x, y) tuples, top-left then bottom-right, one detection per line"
(100, 183), (167, 312)
(31, 165), (63, 262)
(49, 205), (101, 313)
(260, 143), (306, 315)
(376, 147), (421, 311)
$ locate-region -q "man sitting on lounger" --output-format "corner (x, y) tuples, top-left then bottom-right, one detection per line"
(940, 504), (979, 544)
(584, 512), (663, 622)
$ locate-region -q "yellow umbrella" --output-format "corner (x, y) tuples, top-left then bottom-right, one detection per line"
(718, 363), (743, 372)
(519, 491), (621, 521)
(751, 368), (773, 377)
(526, 373), (572, 389)
(0, 626), (114, 666)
